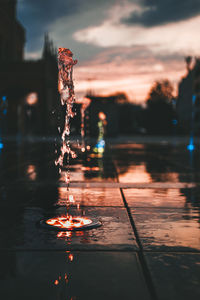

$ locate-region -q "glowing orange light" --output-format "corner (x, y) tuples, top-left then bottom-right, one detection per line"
(68, 254), (74, 262)
(57, 231), (72, 238)
(81, 166), (100, 171)
(57, 232), (63, 238)
(46, 215), (92, 230)
(26, 164), (37, 181)
(98, 111), (106, 121)
(26, 92), (38, 105)
(54, 279), (59, 285)
(76, 231), (84, 237)
(64, 273), (68, 283)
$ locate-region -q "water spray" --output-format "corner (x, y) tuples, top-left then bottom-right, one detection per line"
(39, 48), (101, 231)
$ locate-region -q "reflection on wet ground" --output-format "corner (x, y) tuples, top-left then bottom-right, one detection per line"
(131, 207), (200, 251)
(0, 140), (200, 299)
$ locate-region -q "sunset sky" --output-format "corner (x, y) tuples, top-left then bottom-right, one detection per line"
(17, 0), (200, 103)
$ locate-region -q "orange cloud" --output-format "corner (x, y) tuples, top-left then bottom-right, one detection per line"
(74, 49), (186, 103)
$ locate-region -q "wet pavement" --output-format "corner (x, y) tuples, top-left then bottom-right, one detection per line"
(0, 138), (200, 300)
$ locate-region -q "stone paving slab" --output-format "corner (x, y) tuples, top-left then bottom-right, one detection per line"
(0, 207), (137, 251)
(0, 251), (150, 300)
(5, 181), (195, 190)
(145, 252), (200, 300)
(60, 168), (117, 183)
(0, 185), (123, 208)
(0, 184), (59, 209)
(116, 165), (199, 183)
(111, 144), (198, 174)
(116, 164), (153, 183)
(55, 187), (124, 207)
(130, 208), (200, 251)
(0, 146), (55, 181)
(123, 188), (193, 208)
(62, 182), (196, 189)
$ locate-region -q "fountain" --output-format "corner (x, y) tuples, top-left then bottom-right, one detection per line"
(39, 48), (101, 231)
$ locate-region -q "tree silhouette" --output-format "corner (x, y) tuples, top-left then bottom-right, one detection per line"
(185, 56), (192, 72)
(145, 80), (175, 134)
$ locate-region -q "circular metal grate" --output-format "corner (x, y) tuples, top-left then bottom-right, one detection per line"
(39, 216), (102, 231)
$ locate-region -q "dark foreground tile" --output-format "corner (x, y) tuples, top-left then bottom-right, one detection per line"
(0, 184), (59, 209)
(0, 207), (137, 250)
(0, 251), (150, 300)
(130, 208), (200, 251)
(145, 252), (200, 300)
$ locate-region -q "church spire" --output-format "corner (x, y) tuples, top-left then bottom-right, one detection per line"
(42, 33), (57, 60)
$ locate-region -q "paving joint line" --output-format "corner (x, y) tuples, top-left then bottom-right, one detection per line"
(110, 152), (159, 300)
(0, 248), (200, 253)
(0, 248), (139, 252)
(120, 187), (159, 300)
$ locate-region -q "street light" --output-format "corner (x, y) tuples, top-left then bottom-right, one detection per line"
(187, 94), (196, 151)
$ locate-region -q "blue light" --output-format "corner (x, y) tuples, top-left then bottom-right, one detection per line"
(192, 95), (196, 105)
(0, 143), (4, 149)
(2, 96), (6, 102)
(172, 119), (178, 125)
(3, 109), (7, 115)
(187, 144), (195, 151)
(97, 139), (105, 149)
(93, 139), (105, 154)
(172, 99), (176, 105)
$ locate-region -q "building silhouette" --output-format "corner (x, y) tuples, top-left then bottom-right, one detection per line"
(0, 0), (25, 61)
(84, 94), (144, 137)
(0, 0), (58, 137)
(177, 57), (200, 132)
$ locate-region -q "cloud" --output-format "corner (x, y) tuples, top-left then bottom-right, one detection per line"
(74, 47), (186, 102)
(17, 0), (115, 53)
(73, 2), (200, 56)
(17, 0), (81, 50)
(17, 0), (195, 102)
(124, 0), (200, 27)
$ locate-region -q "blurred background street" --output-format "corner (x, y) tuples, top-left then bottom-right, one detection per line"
(0, 0), (200, 299)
